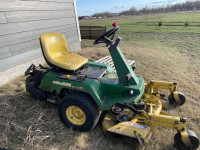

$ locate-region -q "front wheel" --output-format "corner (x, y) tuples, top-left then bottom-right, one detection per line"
(58, 92), (100, 131)
(174, 130), (200, 150)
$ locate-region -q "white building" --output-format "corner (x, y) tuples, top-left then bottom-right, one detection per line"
(0, 0), (81, 86)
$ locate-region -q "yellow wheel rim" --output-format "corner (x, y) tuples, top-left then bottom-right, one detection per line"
(66, 106), (86, 125)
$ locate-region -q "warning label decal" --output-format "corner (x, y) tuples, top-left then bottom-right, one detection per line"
(124, 122), (148, 130)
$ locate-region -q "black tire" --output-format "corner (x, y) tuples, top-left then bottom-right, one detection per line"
(168, 92), (186, 106)
(174, 130), (200, 150)
(25, 76), (34, 93)
(25, 75), (45, 100)
(58, 92), (100, 131)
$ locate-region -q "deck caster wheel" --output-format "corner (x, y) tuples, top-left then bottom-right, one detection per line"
(174, 130), (200, 150)
(168, 91), (186, 106)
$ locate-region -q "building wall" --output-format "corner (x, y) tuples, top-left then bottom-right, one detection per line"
(0, 0), (81, 72)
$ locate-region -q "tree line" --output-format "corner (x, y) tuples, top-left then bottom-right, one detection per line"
(92, 12), (113, 18)
(92, 1), (200, 17)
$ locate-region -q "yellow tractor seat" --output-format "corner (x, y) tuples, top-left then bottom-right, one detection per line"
(40, 33), (88, 71)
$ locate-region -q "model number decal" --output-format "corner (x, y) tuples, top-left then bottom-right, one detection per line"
(124, 122), (148, 130)
(52, 81), (71, 87)
(52, 81), (83, 90)
(107, 74), (118, 79)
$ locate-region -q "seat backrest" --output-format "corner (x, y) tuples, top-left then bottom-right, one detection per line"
(40, 33), (70, 63)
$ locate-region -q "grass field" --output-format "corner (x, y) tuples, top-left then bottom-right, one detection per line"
(0, 11), (200, 150)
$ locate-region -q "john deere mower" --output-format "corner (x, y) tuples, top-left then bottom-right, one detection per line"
(25, 23), (199, 150)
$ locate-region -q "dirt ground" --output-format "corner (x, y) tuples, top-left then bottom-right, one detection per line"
(0, 41), (200, 150)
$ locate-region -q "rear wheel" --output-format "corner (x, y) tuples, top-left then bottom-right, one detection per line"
(25, 76), (34, 93)
(168, 91), (186, 106)
(25, 75), (45, 100)
(58, 92), (100, 131)
(174, 130), (200, 150)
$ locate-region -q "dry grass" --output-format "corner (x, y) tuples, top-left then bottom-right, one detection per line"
(0, 41), (200, 150)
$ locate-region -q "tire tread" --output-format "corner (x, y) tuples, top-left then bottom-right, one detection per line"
(58, 92), (100, 131)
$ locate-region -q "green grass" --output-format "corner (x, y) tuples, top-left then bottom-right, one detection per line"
(80, 11), (200, 59)
(80, 11), (200, 34)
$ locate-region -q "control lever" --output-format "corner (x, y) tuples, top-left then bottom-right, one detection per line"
(109, 37), (122, 51)
(25, 64), (35, 75)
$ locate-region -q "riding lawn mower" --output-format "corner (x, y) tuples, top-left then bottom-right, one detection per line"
(25, 23), (199, 150)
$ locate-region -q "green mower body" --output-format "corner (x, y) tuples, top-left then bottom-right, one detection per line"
(25, 27), (145, 131)
(26, 29), (145, 111)
(39, 60), (144, 111)
(25, 34), (145, 131)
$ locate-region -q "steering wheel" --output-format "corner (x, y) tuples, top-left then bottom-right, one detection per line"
(93, 24), (119, 45)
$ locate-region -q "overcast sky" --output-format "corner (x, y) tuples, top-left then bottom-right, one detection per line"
(76, 0), (188, 16)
